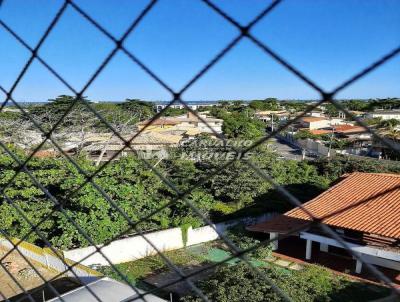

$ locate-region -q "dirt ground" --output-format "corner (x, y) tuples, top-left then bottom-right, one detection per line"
(0, 248), (61, 301)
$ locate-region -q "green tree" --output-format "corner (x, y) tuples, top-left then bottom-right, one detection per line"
(282, 101), (308, 113)
(313, 155), (400, 181)
(249, 98), (280, 111)
(0, 148), (67, 245)
(119, 99), (155, 121)
(293, 130), (320, 140)
(221, 112), (265, 139)
(324, 103), (339, 117)
(342, 99), (369, 111)
(378, 118), (400, 129)
(163, 107), (187, 117)
(217, 100), (231, 109)
(51, 156), (170, 248)
(205, 160), (271, 207)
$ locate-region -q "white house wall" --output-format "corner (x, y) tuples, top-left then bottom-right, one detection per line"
(300, 232), (400, 270)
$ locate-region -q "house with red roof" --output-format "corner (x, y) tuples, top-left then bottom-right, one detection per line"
(248, 172), (400, 274)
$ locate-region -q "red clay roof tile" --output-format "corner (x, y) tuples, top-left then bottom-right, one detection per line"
(249, 173), (400, 239)
(285, 172), (400, 239)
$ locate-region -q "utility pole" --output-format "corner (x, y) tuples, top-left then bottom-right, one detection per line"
(271, 114), (274, 132)
(327, 126), (335, 158)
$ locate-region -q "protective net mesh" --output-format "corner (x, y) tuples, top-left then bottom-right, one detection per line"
(0, 1), (399, 301)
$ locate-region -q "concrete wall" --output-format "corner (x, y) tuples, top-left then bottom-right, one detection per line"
(276, 133), (335, 158)
(0, 237), (101, 284)
(297, 138), (334, 157)
(307, 120), (330, 130)
(368, 113), (400, 120)
(64, 214), (277, 266)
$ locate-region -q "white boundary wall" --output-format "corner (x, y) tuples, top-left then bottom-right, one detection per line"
(64, 213), (277, 266)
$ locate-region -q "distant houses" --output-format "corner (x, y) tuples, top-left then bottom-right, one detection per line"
(309, 125), (371, 145)
(51, 112), (224, 163)
(254, 110), (289, 123)
(83, 132), (182, 162)
(137, 112), (223, 135)
(154, 101), (220, 113)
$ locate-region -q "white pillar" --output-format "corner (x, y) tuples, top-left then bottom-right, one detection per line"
(355, 259), (363, 274)
(320, 243), (328, 252)
(306, 239), (312, 260)
(270, 232), (278, 251)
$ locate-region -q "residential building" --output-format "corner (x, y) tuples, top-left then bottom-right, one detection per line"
(309, 129), (332, 136)
(299, 117), (330, 130)
(154, 101), (220, 113)
(308, 125), (371, 155)
(254, 110), (289, 123)
(248, 172), (400, 274)
(137, 112), (223, 134)
(329, 117), (350, 125)
(309, 110), (324, 117)
(83, 132), (182, 162)
(332, 124), (370, 141)
(137, 117), (179, 131)
(366, 110), (400, 120)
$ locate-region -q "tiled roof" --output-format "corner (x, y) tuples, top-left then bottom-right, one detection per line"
(33, 150), (59, 158)
(332, 124), (367, 133)
(138, 118), (179, 126)
(247, 215), (310, 234)
(249, 173), (400, 239)
(286, 172), (400, 239)
(301, 117), (327, 122)
(138, 114), (223, 126)
(309, 129), (332, 135)
(84, 132), (182, 151)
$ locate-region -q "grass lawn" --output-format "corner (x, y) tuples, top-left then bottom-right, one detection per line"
(98, 247), (208, 285)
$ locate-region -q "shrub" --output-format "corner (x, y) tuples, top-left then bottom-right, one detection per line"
(226, 224), (272, 260)
(181, 263), (390, 302)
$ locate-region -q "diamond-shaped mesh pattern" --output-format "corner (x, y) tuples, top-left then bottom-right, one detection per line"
(0, 0), (399, 301)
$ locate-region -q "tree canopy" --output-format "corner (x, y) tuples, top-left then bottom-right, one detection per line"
(249, 98), (280, 111)
(210, 106), (265, 139)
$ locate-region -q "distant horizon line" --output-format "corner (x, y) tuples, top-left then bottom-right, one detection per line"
(8, 96), (400, 105)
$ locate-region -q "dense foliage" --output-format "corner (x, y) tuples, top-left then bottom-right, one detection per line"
(2, 135), (398, 250)
(0, 141), (325, 249)
(323, 98), (400, 116)
(181, 263), (390, 302)
(226, 224), (272, 260)
(248, 98), (280, 111)
(210, 106), (265, 139)
(314, 155), (400, 181)
(164, 107), (187, 116)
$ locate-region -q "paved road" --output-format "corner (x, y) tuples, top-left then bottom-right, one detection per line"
(268, 137), (312, 161)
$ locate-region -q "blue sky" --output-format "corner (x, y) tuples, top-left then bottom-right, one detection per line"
(0, 0), (399, 102)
